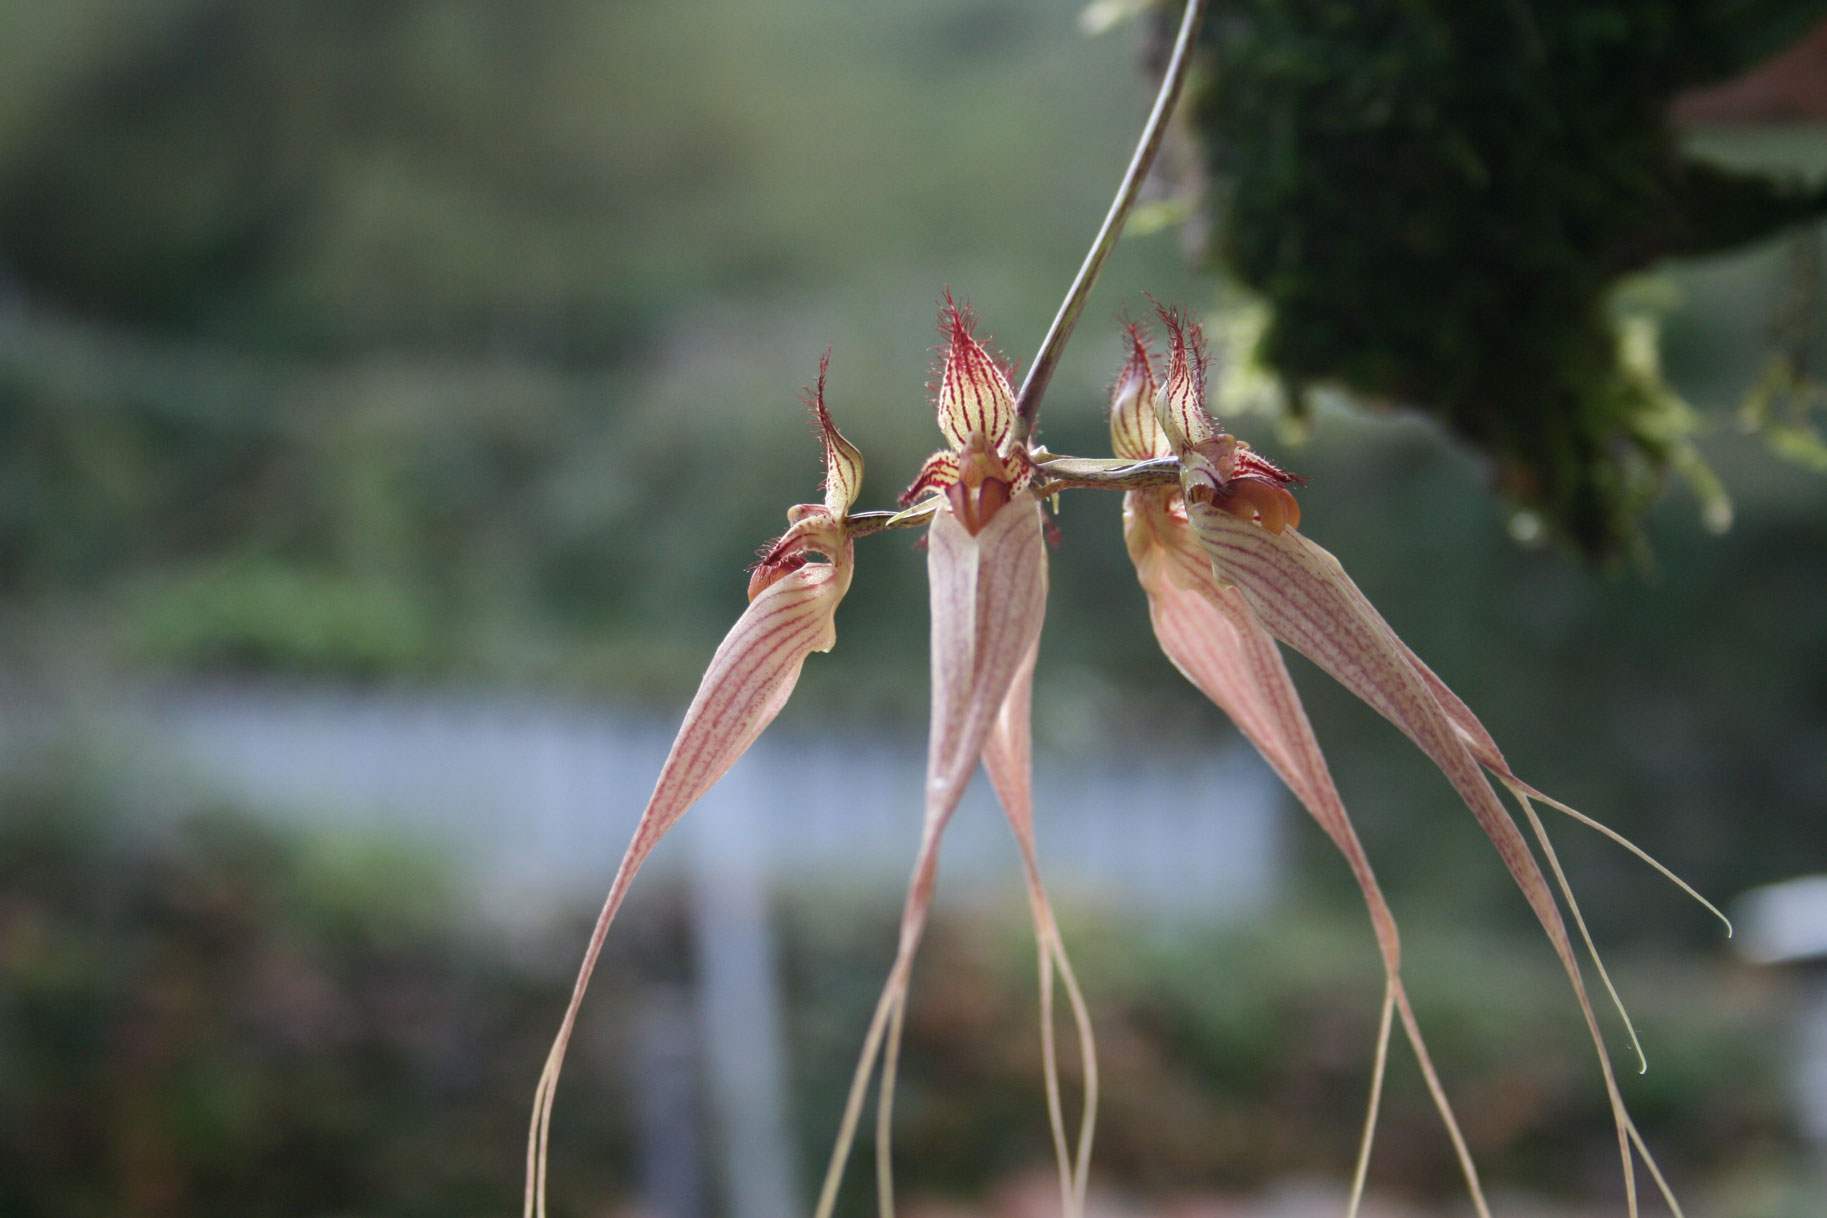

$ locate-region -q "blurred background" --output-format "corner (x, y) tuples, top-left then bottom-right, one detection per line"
(1, 1), (1825, 1216)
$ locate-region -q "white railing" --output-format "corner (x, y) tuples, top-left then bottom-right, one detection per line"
(95, 682), (1288, 921)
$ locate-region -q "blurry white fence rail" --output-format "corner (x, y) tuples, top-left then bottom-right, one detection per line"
(115, 684), (1287, 920)
(2, 682), (1285, 1218)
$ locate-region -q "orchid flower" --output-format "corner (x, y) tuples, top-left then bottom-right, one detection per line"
(524, 358), (862, 1218)
(1110, 305), (1732, 1218)
(527, 3), (1731, 1214)
(524, 307), (1092, 1218)
(808, 303), (1097, 1218)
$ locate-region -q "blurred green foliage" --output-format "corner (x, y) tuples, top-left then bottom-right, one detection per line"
(0, 0), (1200, 695)
(0, 775), (633, 1218)
(781, 895), (1806, 1215)
(2, 772), (1804, 1217)
(1187, 0), (1827, 558)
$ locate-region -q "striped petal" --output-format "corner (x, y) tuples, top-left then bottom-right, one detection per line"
(805, 352), (865, 516)
(1125, 490), (1489, 1215)
(1184, 502), (1671, 1216)
(528, 548), (853, 1218)
(1156, 305), (1218, 451)
(1128, 496), (1394, 959)
(935, 298), (1016, 452)
(1186, 505), (1559, 898)
(813, 498), (1048, 1218)
(1107, 323), (1167, 462)
(924, 498), (1049, 798)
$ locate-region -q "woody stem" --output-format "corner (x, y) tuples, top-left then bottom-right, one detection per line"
(1011, 0), (1208, 445)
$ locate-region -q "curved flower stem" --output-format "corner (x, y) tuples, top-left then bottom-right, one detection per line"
(1012, 0), (1208, 444)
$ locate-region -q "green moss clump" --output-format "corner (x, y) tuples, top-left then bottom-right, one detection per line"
(1189, 0), (1827, 557)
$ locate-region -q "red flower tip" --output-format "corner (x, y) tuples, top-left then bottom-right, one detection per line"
(1152, 302), (1218, 449)
(932, 293), (1016, 452)
(1122, 316), (1154, 361)
(1109, 319), (1166, 461)
(934, 290), (1014, 377)
(1115, 320), (1157, 398)
(1139, 304), (1307, 532)
(1153, 301), (1208, 376)
(799, 347), (832, 428)
(801, 348), (863, 516)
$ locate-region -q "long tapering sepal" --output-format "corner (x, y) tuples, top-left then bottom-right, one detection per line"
(814, 499), (1047, 1218)
(528, 549), (852, 1218)
(1184, 503), (1681, 1217)
(1124, 491), (1488, 1216)
(981, 642), (1099, 1218)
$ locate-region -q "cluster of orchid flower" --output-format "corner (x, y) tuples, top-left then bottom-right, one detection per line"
(522, 3), (1729, 1214)
(524, 297), (1727, 1218)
